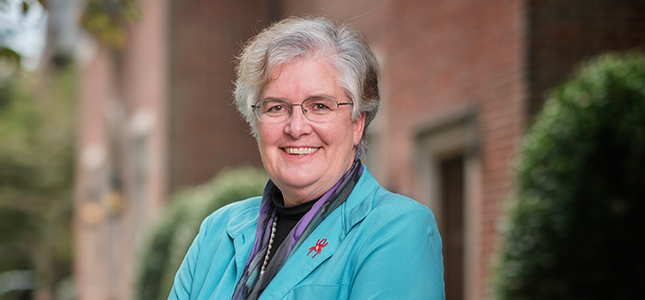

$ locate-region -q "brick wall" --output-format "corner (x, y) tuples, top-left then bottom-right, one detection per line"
(527, 0), (645, 118)
(168, 0), (268, 192)
(75, 0), (171, 298)
(383, 2), (527, 298)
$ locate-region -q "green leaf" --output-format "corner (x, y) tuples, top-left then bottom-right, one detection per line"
(0, 47), (22, 66)
(492, 51), (645, 299)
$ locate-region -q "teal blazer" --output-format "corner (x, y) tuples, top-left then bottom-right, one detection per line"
(169, 168), (445, 299)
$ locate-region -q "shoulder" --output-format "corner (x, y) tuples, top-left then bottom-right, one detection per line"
(345, 168), (440, 246)
(367, 187), (438, 232)
(352, 167), (437, 227)
(342, 173), (444, 296)
(211, 196), (262, 217)
(199, 196), (262, 234)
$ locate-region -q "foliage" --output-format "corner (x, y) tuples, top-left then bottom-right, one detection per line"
(136, 166), (268, 300)
(493, 51), (645, 299)
(1, 0), (140, 67)
(0, 0), (46, 65)
(0, 47), (21, 68)
(0, 0), (47, 12)
(0, 65), (76, 298)
(80, 0), (141, 49)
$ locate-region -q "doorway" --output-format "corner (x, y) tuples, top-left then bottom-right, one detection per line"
(440, 155), (465, 300)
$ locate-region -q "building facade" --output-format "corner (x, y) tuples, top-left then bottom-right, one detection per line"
(74, 0), (645, 299)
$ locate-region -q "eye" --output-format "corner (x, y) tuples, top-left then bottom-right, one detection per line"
(312, 103), (331, 110)
(262, 100), (290, 115)
(305, 98), (335, 113)
(267, 104), (285, 112)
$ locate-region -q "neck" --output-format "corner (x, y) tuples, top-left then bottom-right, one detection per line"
(281, 188), (326, 207)
(280, 157), (358, 207)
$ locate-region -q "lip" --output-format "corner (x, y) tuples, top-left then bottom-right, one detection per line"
(282, 147), (321, 156)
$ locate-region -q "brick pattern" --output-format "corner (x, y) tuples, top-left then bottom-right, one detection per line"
(75, 0), (172, 298)
(168, 0), (268, 192)
(527, 0), (645, 117)
(384, 1), (527, 298)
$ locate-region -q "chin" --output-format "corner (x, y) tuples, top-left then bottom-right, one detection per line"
(281, 175), (320, 189)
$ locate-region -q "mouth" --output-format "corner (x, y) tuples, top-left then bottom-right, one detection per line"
(282, 147), (320, 156)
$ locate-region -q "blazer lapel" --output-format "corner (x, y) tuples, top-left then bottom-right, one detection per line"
(227, 217), (258, 279)
(256, 167), (380, 299)
(259, 213), (346, 299)
(259, 168), (376, 299)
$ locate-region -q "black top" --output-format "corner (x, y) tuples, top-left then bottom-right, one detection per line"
(267, 190), (317, 264)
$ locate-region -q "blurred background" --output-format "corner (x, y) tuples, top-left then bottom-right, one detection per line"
(1, 0), (644, 299)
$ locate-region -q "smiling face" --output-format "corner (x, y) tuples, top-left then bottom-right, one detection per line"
(257, 58), (365, 207)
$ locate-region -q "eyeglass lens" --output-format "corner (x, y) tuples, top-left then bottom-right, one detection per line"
(255, 98), (341, 123)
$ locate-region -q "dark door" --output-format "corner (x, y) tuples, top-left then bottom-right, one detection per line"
(440, 155), (464, 300)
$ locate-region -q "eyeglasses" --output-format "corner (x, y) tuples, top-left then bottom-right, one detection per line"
(251, 96), (353, 123)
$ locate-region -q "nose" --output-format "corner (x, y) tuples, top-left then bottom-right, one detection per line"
(284, 104), (312, 138)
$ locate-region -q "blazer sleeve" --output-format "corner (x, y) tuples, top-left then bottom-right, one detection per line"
(168, 214), (211, 300)
(348, 202), (445, 300)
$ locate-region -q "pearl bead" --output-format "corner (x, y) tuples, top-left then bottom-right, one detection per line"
(260, 215), (278, 276)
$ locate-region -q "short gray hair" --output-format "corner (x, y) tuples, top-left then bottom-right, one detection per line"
(233, 16), (380, 158)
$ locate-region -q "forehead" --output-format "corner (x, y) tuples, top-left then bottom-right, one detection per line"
(263, 59), (341, 99)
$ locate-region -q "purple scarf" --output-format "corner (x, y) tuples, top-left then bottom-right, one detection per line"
(232, 159), (363, 300)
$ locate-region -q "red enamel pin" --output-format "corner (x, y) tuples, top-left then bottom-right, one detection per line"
(307, 238), (328, 258)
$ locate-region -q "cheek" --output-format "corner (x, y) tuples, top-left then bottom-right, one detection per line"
(256, 126), (277, 158)
(257, 124), (278, 144)
(324, 124), (357, 150)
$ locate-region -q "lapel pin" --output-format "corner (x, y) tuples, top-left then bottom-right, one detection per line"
(307, 238), (328, 258)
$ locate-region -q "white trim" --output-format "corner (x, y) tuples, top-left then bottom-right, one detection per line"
(415, 107), (481, 300)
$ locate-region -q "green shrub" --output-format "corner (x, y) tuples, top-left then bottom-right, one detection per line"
(493, 51), (645, 299)
(0, 66), (76, 299)
(136, 165), (268, 300)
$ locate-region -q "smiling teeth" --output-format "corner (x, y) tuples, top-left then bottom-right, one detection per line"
(284, 147), (318, 155)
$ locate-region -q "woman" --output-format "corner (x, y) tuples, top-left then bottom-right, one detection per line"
(169, 16), (444, 300)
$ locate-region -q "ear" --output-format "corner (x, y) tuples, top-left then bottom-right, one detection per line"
(352, 112), (366, 146)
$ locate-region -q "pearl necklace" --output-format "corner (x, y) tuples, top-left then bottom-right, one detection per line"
(260, 215), (278, 277)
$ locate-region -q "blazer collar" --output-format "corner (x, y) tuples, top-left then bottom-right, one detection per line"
(259, 166), (379, 299)
(227, 204), (261, 279)
(341, 166), (378, 231)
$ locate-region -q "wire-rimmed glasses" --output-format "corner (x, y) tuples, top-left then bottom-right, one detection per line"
(251, 96), (353, 123)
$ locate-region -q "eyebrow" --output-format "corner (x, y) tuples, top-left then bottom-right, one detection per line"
(258, 95), (338, 103)
(305, 95), (337, 102)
